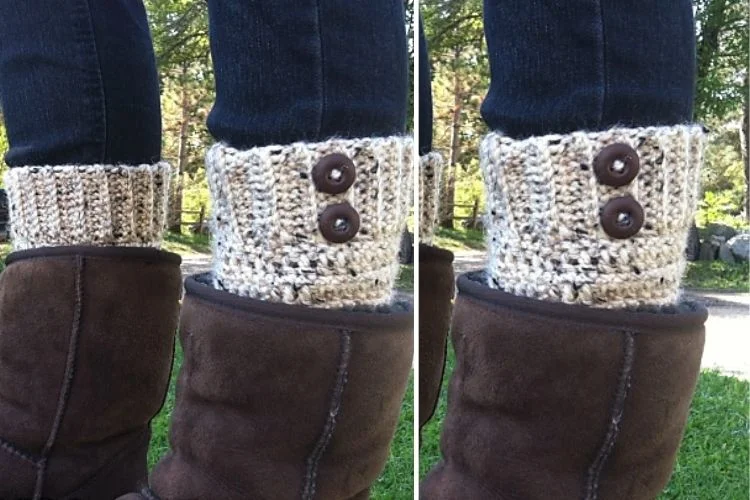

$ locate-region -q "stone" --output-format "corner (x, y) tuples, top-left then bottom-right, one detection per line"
(728, 233), (750, 262)
(699, 241), (716, 261)
(719, 243), (736, 264)
(705, 223), (737, 241)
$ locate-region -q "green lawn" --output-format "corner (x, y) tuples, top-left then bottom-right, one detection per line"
(421, 346), (750, 499)
(162, 231), (211, 255)
(432, 227), (486, 252)
(683, 260), (750, 292)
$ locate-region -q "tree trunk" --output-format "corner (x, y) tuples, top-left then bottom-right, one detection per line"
(743, 79), (749, 222)
(168, 69), (191, 233)
(439, 48), (463, 229)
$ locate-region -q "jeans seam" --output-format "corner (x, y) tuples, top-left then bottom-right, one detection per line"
(73, 0), (108, 163)
(313, 0), (325, 139)
(594, 0), (607, 129)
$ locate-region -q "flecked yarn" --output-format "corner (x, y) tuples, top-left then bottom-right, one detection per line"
(481, 125), (706, 309)
(419, 152), (443, 245)
(5, 163), (171, 250)
(207, 136), (413, 309)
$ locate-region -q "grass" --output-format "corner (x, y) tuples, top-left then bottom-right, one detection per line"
(432, 227), (486, 252)
(684, 261), (749, 292)
(162, 231), (211, 255)
(0, 242), (8, 268)
(0, 232), (211, 265)
(421, 346), (750, 499)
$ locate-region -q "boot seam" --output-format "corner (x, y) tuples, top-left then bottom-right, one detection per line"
(0, 436), (42, 466)
(301, 329), (352, 500)
(582, 330), (636, 500)
(33, 255), (85, 499)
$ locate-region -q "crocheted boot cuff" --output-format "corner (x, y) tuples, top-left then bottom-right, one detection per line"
(419, 152), (443, 245)
(481, 125), (706, 309)
(206, 136), (413, 309)
(5, 163), (171, 251)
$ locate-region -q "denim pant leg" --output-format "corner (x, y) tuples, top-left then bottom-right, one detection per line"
(0, 0), (161, 166)
(206, 0), (408, 149)
(481, 0), (697, 139)
(418, 20), (433, 155)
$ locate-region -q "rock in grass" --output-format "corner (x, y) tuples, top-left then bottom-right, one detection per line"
(728, 234), (750, 262)
(719, 243), (736, 264)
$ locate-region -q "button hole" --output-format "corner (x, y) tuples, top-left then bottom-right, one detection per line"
(328, 168), (343, 182)
(333, 217), (349, 233)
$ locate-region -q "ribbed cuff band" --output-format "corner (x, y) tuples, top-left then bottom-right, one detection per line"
(419, 152), (443, 245)
(481, 125), (706, 309)
(5, 163), (171, 251)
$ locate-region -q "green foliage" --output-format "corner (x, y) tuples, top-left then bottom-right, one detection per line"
(697, 190), (748, 228)
(698, 122), (748, 225)
(694, 0), (748, 123)
(0, 112), (7, 186)
(421, 346), (750, 500)
(684, 261), (750, 291)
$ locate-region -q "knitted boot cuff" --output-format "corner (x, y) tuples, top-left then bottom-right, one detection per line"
(4, 163), (171, 251)
(481, 125), (706, 309)
(419, 152), (443, 245)
(207, 135), (413, 309)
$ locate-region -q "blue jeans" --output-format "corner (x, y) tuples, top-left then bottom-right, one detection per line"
(420, 0), (696, 143)
(0, 0), (407, 166)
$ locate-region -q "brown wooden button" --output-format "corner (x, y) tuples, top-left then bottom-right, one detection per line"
(593, 143), (640, 187)
(600, 196), (644, 239)
(319, 202), (360, 243)
(312, 154), (356, 194)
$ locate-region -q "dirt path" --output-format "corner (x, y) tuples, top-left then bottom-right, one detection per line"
(180, 253), (212, 278)
(453, 250), (750, 379)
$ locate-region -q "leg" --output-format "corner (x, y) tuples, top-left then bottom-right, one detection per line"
(423, 2), (708, 498)
(0, 0), (161, 166)
(480, 0), (696, 138)
(417, 20), (454, 430)
(0, 2), (180, 498)
(0, 0), (169, 250)
(203, 0), (412, 308)
(206, 0), (407, 148)
(147, 2), (415, 498)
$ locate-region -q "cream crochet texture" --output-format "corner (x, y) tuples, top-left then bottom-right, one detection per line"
(5, 163), (171, 250)
(419, 152), (443, 245)
(481, 125), (706, 309)
(207, 136), (413, 309)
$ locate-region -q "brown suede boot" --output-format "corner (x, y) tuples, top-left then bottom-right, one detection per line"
(139, 274), (413, 499)
(0, 246), (181, 499)
(421, 272), (707, 500)
(418, 244), (454, 429)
